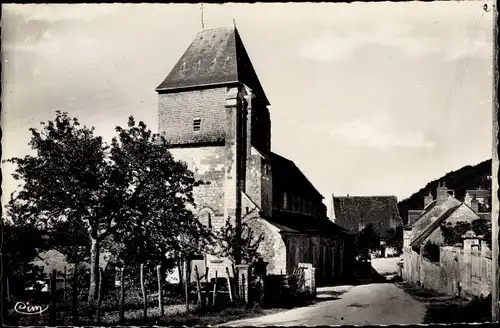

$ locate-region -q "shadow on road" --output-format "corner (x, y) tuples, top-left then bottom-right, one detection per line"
(396, 282), (492, 324)
(353, 261), (399, 285)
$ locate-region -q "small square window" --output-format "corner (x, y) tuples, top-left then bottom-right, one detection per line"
(193, 118), (201, 131)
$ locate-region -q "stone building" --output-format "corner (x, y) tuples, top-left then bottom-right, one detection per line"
(156, 26), (353, 286)
(330, 195), (403, 238)
(402, 182), (487, 293)
(464, 188), (491, 213)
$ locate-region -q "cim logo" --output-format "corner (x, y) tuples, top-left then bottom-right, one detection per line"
(14, 302), (49, 315)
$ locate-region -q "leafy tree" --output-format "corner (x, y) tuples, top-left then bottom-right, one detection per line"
(386, 226), (404, 255)
(440, 221), (472, 246)
(471, 218), (491, 248)
(108, 118), (214, 275)
(423, 241), (440, 263)
(217, 217), (264, 265)
(355, 223), (380, 255)
(4, 112), (211, 302)
(1, 220), (46, 299)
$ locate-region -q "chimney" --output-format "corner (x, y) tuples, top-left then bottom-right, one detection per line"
(471, 195), (479, 213)
(436, 181), (449, 205)
(424, 191), (433, 208)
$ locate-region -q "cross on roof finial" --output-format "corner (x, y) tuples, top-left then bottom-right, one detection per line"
(201, 3), (205, 30)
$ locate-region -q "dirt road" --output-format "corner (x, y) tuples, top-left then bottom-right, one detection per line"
(220, 283), (426, 326)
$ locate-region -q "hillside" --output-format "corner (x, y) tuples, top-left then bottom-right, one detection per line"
(398, 159), (492, 225)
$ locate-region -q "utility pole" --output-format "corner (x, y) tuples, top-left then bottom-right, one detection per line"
(491, 1), (499, 322)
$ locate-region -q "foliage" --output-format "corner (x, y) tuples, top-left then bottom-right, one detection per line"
(4, 111), (212, 301)
(471, 219), (491, 248)
(397, 159), (491, 224)
(440, 221), (472, 246)
(355, 223), (380, 255)
(441, 219), (491, 248)
(422, 241), (440, 263)
(216, 217), (264, 265)
(1, 220), (46, 298)
(385, 226), (404, 255)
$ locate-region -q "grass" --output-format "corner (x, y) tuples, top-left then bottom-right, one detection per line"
(7, 303), (274, 326)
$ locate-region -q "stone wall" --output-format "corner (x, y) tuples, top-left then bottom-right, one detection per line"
(405, 241), (492, 298)
(158, 88), (227, 145)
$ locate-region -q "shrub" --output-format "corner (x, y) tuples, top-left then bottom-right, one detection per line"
(422, 241), (440, 263)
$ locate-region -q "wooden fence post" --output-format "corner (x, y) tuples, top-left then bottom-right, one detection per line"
(119, 266), (125, 323)
(140, 263), (147, 319)
(50, 269), (57, 326)
(71, 265), (79, 325)
(157, 265), (164, 317)
(232, 264), (239, 299)
(6, 275), (11, 302)
(212, 270), (218, 307)
(225, 267), (233, 303)
(63, 266), (67, 301)
(194, 265), (204, 308)
(204, 267), (210, 305)
(184, 260), (190, 314)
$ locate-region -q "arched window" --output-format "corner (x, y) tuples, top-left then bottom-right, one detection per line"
(207, 212), (212, 229)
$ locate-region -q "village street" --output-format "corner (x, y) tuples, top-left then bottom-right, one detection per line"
(221, 283), (426, 326)
(221, 257), (427, 326)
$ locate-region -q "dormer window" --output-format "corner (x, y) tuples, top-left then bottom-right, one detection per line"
(193, 118), (201, 131)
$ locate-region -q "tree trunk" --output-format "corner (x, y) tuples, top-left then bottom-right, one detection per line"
(96, 268), (104, 324)
(177, 258), (184, 295)
(140, 263), (147, 319)
(156, 265), (164, 317)
(88, 237), (100, 302)
(119, 266), (125, 322)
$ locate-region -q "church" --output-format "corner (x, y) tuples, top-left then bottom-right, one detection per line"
(156, 26), (354, 286)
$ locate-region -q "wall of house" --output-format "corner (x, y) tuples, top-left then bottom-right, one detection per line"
(281, 233), (347, 286)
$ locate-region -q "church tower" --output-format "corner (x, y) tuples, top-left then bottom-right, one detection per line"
(155, 27), (271, 272)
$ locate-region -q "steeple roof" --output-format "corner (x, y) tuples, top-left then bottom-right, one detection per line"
(156, 27), (270, 105)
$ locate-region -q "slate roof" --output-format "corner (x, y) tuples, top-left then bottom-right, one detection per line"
(478, 213), (491, 221)
(465, 189), (490, 199)
(332, 196), (403, 238)
(156, 27), (270, 105)
(409, 203), (462, 248)
(268, 210), (351, 237)
(253, 147), (324, 200)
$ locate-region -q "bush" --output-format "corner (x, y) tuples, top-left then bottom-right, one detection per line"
(261, 269), (314, 309)
(422, 241), (440, 263)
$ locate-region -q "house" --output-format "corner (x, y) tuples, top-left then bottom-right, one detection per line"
(402, 182), (489, 295)
(331, 195), (403, 237)
(464, 188), (491, 213)
(31, 249), (117, 292)
(156, 26), (354, 286)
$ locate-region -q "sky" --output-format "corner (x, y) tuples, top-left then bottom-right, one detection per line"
(1, 2), (494, 216)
